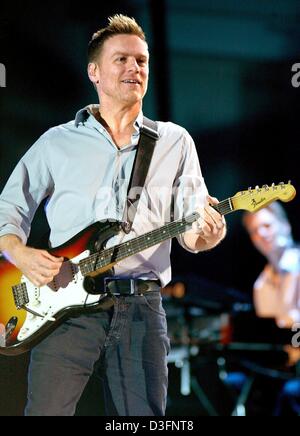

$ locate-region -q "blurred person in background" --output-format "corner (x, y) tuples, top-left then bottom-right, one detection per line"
(243, 203), (300, 415)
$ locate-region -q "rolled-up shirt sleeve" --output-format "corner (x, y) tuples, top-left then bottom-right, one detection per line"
(0, 135), (53, 244)
(173, 129), (208, 253)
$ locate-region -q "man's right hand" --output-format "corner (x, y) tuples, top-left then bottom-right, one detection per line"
(0, 235), (63, 287)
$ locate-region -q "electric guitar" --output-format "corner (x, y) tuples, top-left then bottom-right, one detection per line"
(0, 182), (296, 356)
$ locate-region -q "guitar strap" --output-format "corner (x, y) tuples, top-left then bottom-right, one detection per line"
(122, 117), (159, 234)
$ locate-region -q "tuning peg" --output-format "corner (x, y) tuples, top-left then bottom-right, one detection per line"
(279, 182), (285, 189)
(288, 180), (292, 185)
(248, 187), (252, 192)
(272, 183), (276, 190)
(262, 184), (269, 191)
(255, 185), (261, 192)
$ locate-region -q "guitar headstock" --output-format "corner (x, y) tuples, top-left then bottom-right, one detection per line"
(231, 182), (296, 213)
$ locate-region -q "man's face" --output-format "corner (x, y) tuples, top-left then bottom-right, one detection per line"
(95, 34), (149, 106)
(244, 209), (290, 258)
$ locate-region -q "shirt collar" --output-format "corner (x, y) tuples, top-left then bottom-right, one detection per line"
(75, 106), (91, 127)
(75, 104), (143, 133)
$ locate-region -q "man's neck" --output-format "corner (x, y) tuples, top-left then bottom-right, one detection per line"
(92, 100), (142, 149)
(98, 101), (142, 135)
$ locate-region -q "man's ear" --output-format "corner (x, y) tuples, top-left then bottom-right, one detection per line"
(87, 62), (99, 85)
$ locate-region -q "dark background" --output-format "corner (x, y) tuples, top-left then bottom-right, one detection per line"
(0, 0), (300, 416)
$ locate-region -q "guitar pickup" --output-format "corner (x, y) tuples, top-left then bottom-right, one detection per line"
(12, 283), (29, 309)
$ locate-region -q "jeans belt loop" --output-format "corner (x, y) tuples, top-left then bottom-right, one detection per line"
(129, 279), (136, 296)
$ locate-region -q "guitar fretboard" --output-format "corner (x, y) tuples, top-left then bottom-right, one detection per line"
(79, 197), (234, 276)
(213, 198), (233, 215)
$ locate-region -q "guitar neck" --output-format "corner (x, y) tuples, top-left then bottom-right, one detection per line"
(212, 197), (234, 216)
(81, 197), (235, 274)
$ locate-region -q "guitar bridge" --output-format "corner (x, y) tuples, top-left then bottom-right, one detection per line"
(12, 283), (29, 310)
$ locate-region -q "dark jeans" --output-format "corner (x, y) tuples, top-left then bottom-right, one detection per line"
(25, 292), (170, 416)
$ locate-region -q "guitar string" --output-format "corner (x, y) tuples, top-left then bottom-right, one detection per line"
(80, 202), (243, 273)
(79, 186), (288, 274)
(84, 198), (232, 267)
(80, 218), (198, 274)
(79, 202), (232, 274)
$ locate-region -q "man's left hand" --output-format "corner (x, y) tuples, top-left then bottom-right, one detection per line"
(185, 195), (226, 252)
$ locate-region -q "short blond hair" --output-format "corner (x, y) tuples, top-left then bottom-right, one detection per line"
(88, 14), (147, 63)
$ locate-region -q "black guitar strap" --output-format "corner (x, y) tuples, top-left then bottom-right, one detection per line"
(122, 117), (159, 234)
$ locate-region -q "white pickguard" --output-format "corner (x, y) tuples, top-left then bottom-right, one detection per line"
(18, 251), (106, 342)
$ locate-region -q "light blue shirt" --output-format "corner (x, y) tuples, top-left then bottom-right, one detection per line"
(0, 105), (207, 286)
